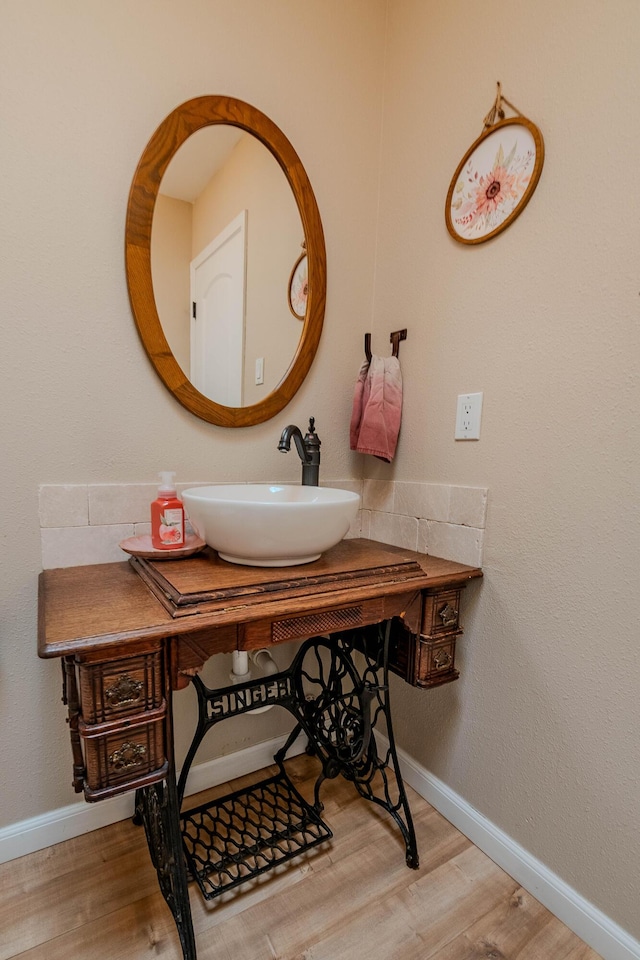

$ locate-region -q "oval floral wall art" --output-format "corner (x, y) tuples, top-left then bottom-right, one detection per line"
(288, 248), (308, 320)
(446, 117), (544, 244)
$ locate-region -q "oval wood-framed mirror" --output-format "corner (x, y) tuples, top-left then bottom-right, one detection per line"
(125, 96), (326, 427)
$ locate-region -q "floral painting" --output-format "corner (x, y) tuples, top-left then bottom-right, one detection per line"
(446, 118), (544, 244)
(288, 252), (308, 320)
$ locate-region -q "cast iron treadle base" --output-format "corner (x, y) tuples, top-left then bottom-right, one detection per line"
(180, 770), (332, 900)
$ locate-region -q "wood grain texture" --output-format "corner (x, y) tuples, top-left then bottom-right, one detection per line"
(125, 95), (326, 427)
(134, 540), (427, 608)
(38, 540), (482, 659)
(0, 754), (602, 960)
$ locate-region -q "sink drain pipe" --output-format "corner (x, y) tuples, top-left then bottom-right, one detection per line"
(230, 648), (279, 713)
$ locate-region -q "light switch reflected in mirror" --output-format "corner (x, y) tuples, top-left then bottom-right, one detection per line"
(152, 126), (305, 407)
(125, 96), (326, 428)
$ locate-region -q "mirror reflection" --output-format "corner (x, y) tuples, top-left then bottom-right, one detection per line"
(151, 126), (305, 407)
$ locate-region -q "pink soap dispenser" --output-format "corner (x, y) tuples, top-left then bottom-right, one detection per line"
(151, 472), (185, 550)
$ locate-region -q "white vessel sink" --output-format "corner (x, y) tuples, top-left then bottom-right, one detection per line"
(181, 484), (360, 567)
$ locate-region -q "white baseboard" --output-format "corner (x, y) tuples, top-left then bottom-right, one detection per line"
(0, 731), (306, 867)
(378, 734), (640, 960)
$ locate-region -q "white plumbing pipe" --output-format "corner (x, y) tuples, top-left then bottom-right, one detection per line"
(230, 650), (250, 680)
(229, 649), (278, 714)
(251, 648), (279, 676)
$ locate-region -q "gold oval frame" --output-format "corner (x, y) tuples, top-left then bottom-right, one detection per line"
(125, 96), (326, 427)
(445, 117), (544, 245)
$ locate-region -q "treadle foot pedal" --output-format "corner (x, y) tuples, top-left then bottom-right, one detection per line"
(180, 770), (333, 900)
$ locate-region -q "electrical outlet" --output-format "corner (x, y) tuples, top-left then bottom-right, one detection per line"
(455, 392), (483, 440)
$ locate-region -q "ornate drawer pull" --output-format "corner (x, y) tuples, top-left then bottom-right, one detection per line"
(438, 603), (458, 627)
(105, 674), (143, 707)
(109, 741), (147, 770)
(433, 649), (453, 670)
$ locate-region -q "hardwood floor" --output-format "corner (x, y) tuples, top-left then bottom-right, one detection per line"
(0, 754), (602, 959)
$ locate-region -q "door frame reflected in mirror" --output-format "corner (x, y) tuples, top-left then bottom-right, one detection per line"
(125, 96), (326, 427)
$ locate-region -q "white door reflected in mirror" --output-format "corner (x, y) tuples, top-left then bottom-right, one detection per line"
(191, 211), (246, 407)
(150, 126), (304, 407)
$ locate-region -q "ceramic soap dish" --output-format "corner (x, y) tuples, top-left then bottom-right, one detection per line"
(119, 533), (206, 560)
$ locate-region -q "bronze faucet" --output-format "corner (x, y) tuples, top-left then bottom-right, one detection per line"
(278, 417), (321, 486)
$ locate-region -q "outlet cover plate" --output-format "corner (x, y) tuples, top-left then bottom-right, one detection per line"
(455, 392), (483, 440)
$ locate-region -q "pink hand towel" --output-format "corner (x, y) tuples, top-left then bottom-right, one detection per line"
(349, 354), (403, 462)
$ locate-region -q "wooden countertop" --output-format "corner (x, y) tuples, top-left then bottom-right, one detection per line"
(38, 539), (482, 659)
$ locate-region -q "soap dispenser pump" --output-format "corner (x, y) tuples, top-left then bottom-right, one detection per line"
(151, 472), (185, 550)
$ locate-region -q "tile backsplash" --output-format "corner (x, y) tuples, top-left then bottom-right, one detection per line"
(360, 480), (487, 567)
(39, 479), (487, 570)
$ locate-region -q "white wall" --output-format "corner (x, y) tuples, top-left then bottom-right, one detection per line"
(372, 0), (640, 940)
(152, 194), (193, 374)
(0, 0), (386, 824)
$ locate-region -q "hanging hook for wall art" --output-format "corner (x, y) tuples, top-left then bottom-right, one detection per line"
(364, 328), (407, 363)
(445, 82), (544, 245)
(481, 80), (525, 129)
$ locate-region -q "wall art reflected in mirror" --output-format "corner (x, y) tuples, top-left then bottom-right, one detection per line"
(126, 97), (326, 427)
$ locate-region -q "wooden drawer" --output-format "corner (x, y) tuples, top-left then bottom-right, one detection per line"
(77, 643), (164, 724)
(79, 706), (167, 799)
(415, 635), (459, 687)
(240, 598), (387, 649)
(422, 589), (461, 638)
(388, 618), (460, 688)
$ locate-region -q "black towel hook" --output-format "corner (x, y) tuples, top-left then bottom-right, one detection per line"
(364, 328), (407, 363)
